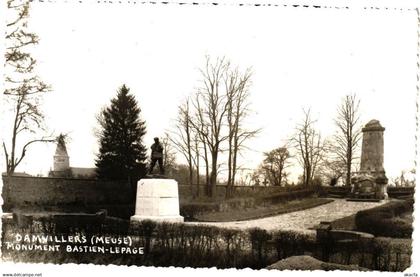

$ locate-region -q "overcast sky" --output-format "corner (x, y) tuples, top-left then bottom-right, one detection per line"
(1, 2), (418, 182)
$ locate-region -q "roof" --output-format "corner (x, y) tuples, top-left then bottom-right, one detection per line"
(362, 119), (385, 132)
(54, 143), (68, 156)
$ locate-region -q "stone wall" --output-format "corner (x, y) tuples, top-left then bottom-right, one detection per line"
(1, 176), (136, 218)
(1, 176), (293, 218)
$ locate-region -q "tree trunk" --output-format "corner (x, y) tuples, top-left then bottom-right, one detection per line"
(195, 141), (200, 198)
(210, 151), (218, 198)
(346, 144), (352, 187)
(203, 141), (210, 197)
(226, 141), (233, 198)
(9, 97), (23, 175)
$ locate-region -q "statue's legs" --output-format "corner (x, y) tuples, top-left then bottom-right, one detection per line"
(149, 158), (157, 174)
(158, 158), (164, 175)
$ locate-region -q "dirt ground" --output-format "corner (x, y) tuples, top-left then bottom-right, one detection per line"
(190, 199), (387, 235)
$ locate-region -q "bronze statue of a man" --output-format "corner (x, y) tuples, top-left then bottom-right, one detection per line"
(149, 137), (164, 175)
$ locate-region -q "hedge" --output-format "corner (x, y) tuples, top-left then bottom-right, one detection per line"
(1, 214), (412, 271)
(387, 187), (414, 199)
(180, 197), (255, 220)
(257, 189), (316, 205)
(355, 200), (413, 238)
(180, 202), (221, 220)
(181, 188), (316, 220)
(316, 186), (350, 198)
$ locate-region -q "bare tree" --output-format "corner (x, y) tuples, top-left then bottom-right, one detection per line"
(190, 92), (210, 195)
(333, 94), (362, 187)
(261, 147), (291, 186)
(189, 57), (231, 197)
(161, 133), (177, 176)
(168, 99), (194, 190)
(291, 109), (324, 186)
(192, 134), (201, 196)
(173, 57), (260, 198)
(3, 0), (53, 175)
(225, 66), (260, 197)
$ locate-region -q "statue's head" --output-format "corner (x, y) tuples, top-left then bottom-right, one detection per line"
(154, 137), (159, 143)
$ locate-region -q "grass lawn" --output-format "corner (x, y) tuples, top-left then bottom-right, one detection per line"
(193, 197), (334, 222)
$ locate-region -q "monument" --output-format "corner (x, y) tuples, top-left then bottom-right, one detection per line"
(130, 178), (184, 223)
(149, 137), (165, 175)
(351, 120), (388, 199)
(130, 137), (184, 223)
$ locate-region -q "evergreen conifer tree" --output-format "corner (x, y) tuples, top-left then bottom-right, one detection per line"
(96, 85), (147, 181)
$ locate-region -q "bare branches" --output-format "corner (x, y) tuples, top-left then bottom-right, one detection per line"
(3, 0), (52, 175)
(7, 0), (29, 28)
(170, 56), (259, 197)
(332, 94), (362, 186)
(168, 98), (195, 192)
(161, 133), (177, 174)
(291, 108), (325, 186)
(224, 65), (259, 196)
(260, 147), (291, 186)
(14, 138), (55, 169)
(189, 57), (232, 197)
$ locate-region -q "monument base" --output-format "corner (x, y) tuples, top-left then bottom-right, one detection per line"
(130, 178), (184, 225)
(130, 215), (184, 223)
(351, 172), (388, 200)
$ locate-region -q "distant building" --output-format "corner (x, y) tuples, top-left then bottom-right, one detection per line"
(49, 138), (96, 179)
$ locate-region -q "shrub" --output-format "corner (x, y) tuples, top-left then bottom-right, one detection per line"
(369, 237), (412, 271)
(355, 200), (413, 238)
(1, 214), (412, 271)
(180, 197), (256, 220)
(387, 187), (414, 199)
(180, 202), (220, 220)
(249, 228), (272, 265)
(257, 189), (316, 205)
(273, 230), (315, 259)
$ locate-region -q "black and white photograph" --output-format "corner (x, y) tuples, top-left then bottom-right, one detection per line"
(0, 0), (418, 275)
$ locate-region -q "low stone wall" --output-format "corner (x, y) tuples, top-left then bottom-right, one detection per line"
(387, 187), (414, 199)
(314, 221), (411, 271)
(317, 186), (350, 198)
(1, 176), (291, 219)
(1, 176), (136, 218)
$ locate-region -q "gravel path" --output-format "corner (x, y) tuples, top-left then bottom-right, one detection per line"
(188, 199), (386, 235)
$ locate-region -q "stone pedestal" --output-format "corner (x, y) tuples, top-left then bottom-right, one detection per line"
(360, 120), (385, 173)
(130, 178), (184, 223)
(351, 119), (388, 200)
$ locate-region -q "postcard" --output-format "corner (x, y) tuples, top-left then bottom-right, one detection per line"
(1, 0), (418, 276)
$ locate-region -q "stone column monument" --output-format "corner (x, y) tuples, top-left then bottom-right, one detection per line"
(130, 177), (184, 223)
(351, 119), (388, 199)
(360, 120), (385, 174)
